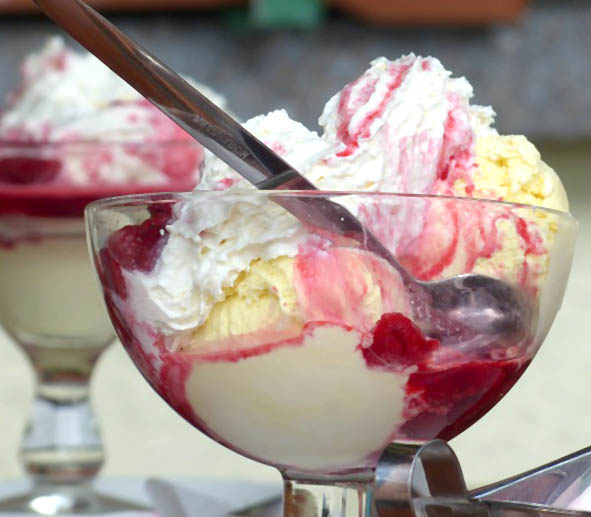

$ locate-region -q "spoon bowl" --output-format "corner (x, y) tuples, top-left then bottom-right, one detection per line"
(420, 273), (536, 350)
(279, 193), (537, 352)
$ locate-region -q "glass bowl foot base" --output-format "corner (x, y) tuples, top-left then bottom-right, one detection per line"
(0, 484), (149, 515)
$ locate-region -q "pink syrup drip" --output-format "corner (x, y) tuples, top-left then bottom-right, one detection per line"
(293, 242), (410, 333)
(216, 177), (241, 190)
(435, 92), (477, 188)
(335, 62), (412, 157)
(81, 148), (114, 183)
(514, 216), (547, 287)
(270, 141), (287, 155)
(417, 202), (461, 279)
(516, 217), (546, 256)
(156, 337), (197, 424)
(396, 130), (443, 193)
(44, 50), (68, 73)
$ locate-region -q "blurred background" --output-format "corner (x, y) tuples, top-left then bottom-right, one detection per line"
(0, 0), (590, 490)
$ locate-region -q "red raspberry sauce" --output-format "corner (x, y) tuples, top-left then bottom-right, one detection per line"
(364, 312), (529, 441)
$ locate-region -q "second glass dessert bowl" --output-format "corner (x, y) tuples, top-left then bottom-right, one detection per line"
(86, 190), (577, 517)
(0, 138), (202, 514)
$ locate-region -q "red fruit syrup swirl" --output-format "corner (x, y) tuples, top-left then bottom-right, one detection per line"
(401, 358), (529, 441)
(97, 204), (176, 402)
(98, 203), (173, 305)
(0, 156), (60, 185)
(364, 312), (529, 441)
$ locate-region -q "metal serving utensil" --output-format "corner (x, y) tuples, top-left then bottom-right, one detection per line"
(33, 0), (536, 353)
(374, 441), (591, 517)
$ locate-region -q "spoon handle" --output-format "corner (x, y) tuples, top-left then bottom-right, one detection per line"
(33, 0), (311, 190)
(33, 0), (418, 289)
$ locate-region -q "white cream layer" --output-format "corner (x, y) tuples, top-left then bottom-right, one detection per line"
(0, 218), (114, 344)
(185, 324), (408, 472)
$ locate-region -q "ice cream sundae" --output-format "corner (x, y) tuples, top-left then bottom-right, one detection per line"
(0, 36), (225, 493)
(90, 54), (574, 474)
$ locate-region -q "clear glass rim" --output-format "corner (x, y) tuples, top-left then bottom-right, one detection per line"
(84, 189), (577, 222)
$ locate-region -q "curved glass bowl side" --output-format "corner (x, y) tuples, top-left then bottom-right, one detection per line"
(85, 191), (577, 476)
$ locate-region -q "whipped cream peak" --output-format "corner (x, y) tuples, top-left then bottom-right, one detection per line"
(1, 37), (225, 143)
(0, 37), (226, 190)
(3, 37), (142, 141)
(317, 54), (496, 193)
(199, 54), (496, 195)
(199, 109), (339, 191)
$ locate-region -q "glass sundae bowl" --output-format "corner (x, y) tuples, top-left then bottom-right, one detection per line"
(0, 139), (201, 514)
(86, 190), (577, 517)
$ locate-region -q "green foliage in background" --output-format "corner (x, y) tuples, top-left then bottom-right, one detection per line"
(226, 0), (325, 30)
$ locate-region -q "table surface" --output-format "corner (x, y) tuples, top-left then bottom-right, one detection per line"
(0, 477), (283, 516)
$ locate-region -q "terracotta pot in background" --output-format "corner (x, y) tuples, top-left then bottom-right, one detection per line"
(0, 0), (528, 25)
(329, 0), (529, 25)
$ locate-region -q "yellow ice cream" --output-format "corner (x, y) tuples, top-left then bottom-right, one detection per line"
(468, 135), (568, 211)
(184, 247), (411, 355)
(189, 257), (303, 351)
(467, 135), (567, 288)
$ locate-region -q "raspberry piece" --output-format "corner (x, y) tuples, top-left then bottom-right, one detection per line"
(147, 202), (174, 219)
(0, 157), (60, 184)
(363, 312), (439, 369)
(107, 211), (171, 273)
(97, 248), (127, 299)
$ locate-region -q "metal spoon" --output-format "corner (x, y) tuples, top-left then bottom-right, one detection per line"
(33, 0), (536, 353)
(374, 441), (591, 517)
